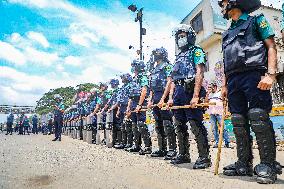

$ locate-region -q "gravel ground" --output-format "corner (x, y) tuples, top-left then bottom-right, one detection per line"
(0, 133), (283, 189)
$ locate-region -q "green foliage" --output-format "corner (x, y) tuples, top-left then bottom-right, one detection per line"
(35, 86), (76, 115)
(35, 83), (99, 115)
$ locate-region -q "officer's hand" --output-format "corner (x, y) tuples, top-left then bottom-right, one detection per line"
(221, 86), (228, 101)
(157, 99), (165, 109)
(116, 112), (120, 118)
(147, 101), (153, 109)
(257, 75), (276, 91)
(135, 105), (141, 113)
(125, 111), (131, 118)
(167, 99), (173, 110)
(190, 97), (199, 108)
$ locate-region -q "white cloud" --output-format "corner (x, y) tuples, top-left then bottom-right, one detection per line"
(64, 56), (82, 66)
(0, 41), (27, 65)
(24, 47), (59, 66)
(3, 0), (181, 105)
(27, 31), (50, 48)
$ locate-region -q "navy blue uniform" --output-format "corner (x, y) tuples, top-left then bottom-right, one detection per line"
(54, 101), (64, 140)
(222, 12), (282, 180)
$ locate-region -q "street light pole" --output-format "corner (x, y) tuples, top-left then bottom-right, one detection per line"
(128, 5), (146, 60)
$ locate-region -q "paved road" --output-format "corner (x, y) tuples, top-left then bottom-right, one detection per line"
(0, 133), (284, 189)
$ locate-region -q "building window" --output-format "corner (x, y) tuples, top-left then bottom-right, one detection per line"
(191, 12), (203, 33)
(205, 52), (209, 72)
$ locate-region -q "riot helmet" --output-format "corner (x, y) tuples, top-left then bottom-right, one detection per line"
(173, 24), (196, 49)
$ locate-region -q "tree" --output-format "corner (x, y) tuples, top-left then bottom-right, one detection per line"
(35, 83), (99, 115)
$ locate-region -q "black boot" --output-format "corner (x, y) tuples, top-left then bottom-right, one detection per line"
(188, 120), (211, 169)
(170, 130), (191, 164)
(126, 144), (141, 152)
(223, 114), (253, 176)
(139, 147), (152, 155)
(138, 121), (152, 151)
(164, 120), (177, 160)
(249, 109), (281, 184)
(151, 123), (167, 157)
(151, 149), (167, 157)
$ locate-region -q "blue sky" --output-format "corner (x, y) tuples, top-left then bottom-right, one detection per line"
(0, 0), (282, 106)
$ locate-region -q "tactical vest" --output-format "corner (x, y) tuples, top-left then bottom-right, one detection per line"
(222, 15), (268, 76)
(129, 76), (143, 98)
(117, 84), (130, 105)
(149, 62), (168, 92)
(171, 46), (198, 82)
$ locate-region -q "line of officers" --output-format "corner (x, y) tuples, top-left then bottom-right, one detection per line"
(62, 25), (212, 170)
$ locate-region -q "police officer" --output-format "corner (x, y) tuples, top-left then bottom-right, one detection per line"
(148, 47), (177, 159)
(77, 92), (88, 140)
(23, 115), (30, 135)
(52, 94), (65, 141)
(32, 114), (39, 134)
(168, 24), (211, 169)
(89, 88), (98, 143)
(18, 111), (25, 135)
(6, 112), (14, 135)
(47, 113), (53, 135)
(126, 60), (152, 155)
(115, 73), (133, 149)
(218, 0), (282, 184)
(100, 79), (121, 147)
(94, 82), (112, 144)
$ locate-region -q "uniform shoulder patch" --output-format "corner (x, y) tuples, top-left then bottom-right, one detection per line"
(195, 50), (202, 57)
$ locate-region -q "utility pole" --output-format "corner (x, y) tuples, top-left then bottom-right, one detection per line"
(128, 4), (146, 60)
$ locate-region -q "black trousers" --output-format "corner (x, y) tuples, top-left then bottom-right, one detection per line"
(54, 118), (63, 139)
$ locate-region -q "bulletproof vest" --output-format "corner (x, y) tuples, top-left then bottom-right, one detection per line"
(128, 76), (142, 98)
(110, 88), (119, 106)
(117, 84), (130, 105)
(222, 15), (268, 76)
(89, 100), (97, 112)
(149, 61), (168, 92)
(171, 46), (197, 82)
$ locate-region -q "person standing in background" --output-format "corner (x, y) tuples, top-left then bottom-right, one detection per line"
(205, 82), (230, 148)
(6, 112), (14, 135)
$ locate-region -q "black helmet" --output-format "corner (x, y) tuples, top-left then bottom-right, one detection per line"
(218, 0), (261, 19)
(172, 24), (196, 48)
(109, 79), (119, 88)
(152, 47), (168, 62)
(120, 73), (132, 83)
(131, 60), (146, 72)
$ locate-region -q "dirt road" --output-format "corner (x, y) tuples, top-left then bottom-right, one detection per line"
(0, 133), (283, 189)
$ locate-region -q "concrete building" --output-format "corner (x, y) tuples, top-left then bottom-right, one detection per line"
(180, 0), (284, 87)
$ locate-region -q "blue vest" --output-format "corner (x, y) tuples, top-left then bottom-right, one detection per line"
(149, 62), (168, 92)
(172, 46), (197, 82)
(117, 84), (130, 105)
(222, 15), (267, 76)
(7, 114), (14, 123)
(129, 77), (142, 98)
